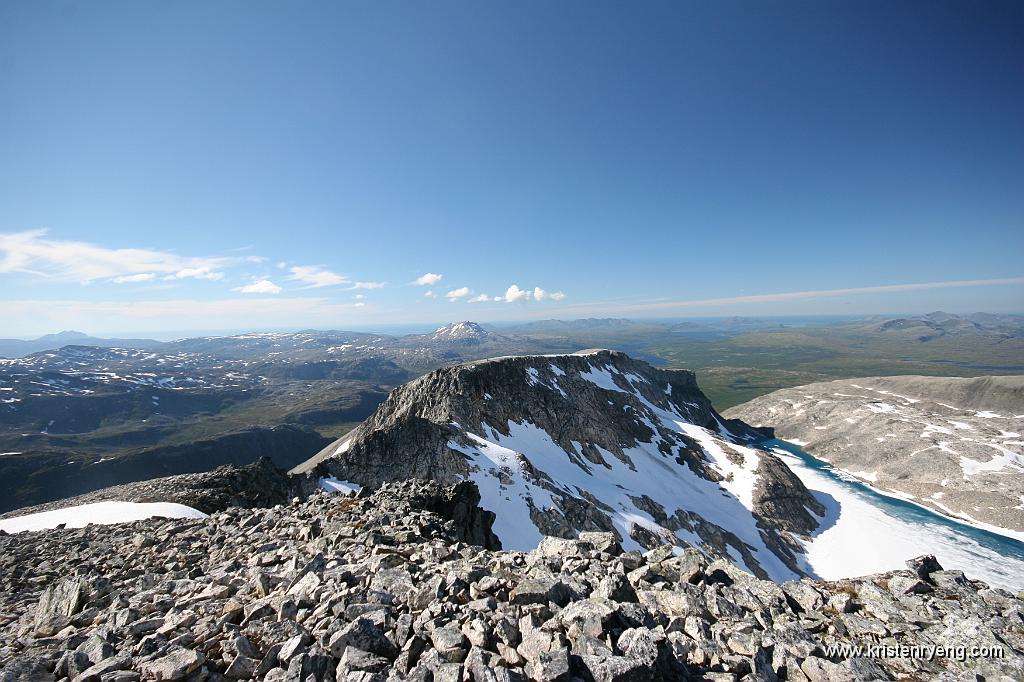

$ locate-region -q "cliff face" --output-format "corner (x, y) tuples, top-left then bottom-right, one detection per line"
(295, 351), (824, 581)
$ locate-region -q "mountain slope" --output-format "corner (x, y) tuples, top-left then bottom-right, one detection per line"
(293, 350), (824, 581)
(0, 425), (329, 514)
(725, 375), (1024, 537)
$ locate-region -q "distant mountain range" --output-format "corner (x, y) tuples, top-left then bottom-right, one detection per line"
(4, 312), (1020, 359)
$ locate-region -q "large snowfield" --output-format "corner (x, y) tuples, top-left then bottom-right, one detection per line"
(772, 444), (1024, 592)
(0, 500), (207, 534)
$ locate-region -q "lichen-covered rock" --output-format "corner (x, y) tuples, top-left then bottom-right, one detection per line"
(33, 577), (84, 636)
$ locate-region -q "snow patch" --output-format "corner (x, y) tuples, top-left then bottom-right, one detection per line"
(0, 501), (206, 534)
(319, 477), (362, 495)
(579, 365), (628, 393)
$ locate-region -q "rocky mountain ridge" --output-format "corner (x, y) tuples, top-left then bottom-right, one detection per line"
(2, 479), (1022, 682)
(0, 426), (331, 515)
(294, 351), (825, 582)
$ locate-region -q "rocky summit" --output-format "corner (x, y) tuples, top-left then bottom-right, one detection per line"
(3, 480), (1023, 682)
(293, 351), (823, 582)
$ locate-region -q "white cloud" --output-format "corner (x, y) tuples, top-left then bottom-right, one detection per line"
(0, 229), (235, 283)
(112, 273), (156, 284)
(486, 284), (566, 303)
(234, 279), (282, 294)
(414, 272), (443, 286)
(424, 290), (437, 298)
(350, 281), (386, 290)
(353, 294), (366, 300)
(446, 286), (471, 300)
(287, 265), (349, 288)
(467, 293), (491, 303)
(501, 284), (532, 303)
(532, 287), (566, 302)
(164, 266), (223, 281)
(354, 301), (366, 308)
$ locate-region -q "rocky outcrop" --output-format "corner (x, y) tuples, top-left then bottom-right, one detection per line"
(0, 457), (298, 520)
(293, 351), (824, 581)
(725, 375), (1024, 535)
(2, 480), (1022, 681)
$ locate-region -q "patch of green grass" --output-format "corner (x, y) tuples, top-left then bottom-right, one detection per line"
(641, 327), (1024, 410)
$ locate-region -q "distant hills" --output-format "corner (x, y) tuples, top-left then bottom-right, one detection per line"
(0, 330), (162, 358)
(849, 311), (1024, 342)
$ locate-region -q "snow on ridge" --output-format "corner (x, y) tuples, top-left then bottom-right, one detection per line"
(579, 364), (629, 393)
(0, 501), (207, 534)
(448, 401), (800, 582)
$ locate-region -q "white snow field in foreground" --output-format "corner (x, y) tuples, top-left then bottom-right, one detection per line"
(0, 501), (207, 534)
(772, 447), (1024, 592)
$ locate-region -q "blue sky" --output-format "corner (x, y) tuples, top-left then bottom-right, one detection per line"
(1, 1), (1022, 336)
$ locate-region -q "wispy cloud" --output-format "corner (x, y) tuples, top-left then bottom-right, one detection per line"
(467, 293), (491, 303)
(446, 286), (471, 301)
(629, 277), (1024, 310)
(414, 273), (443, 286)
(112, 273), (157, 284)
(547, 277), (1024, 317)
(286, 265), (349, 288)
(424, 290), (437, 298)
(285, 265), (385, 291)
(2, 297), (370, 336)
(0, 229), (238, 283)
(233, 279), (282, 294)
(164, 266), (223, 281)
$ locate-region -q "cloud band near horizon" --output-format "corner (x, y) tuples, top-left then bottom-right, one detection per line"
(549, 277), (1024, 316)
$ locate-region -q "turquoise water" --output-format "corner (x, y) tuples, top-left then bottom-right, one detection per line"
(765, 438), (1024, 568)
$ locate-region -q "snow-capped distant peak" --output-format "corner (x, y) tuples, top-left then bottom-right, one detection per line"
(431, 321), (489, 341)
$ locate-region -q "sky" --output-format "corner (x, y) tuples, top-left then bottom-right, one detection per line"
(1, 1), (1022, 337)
